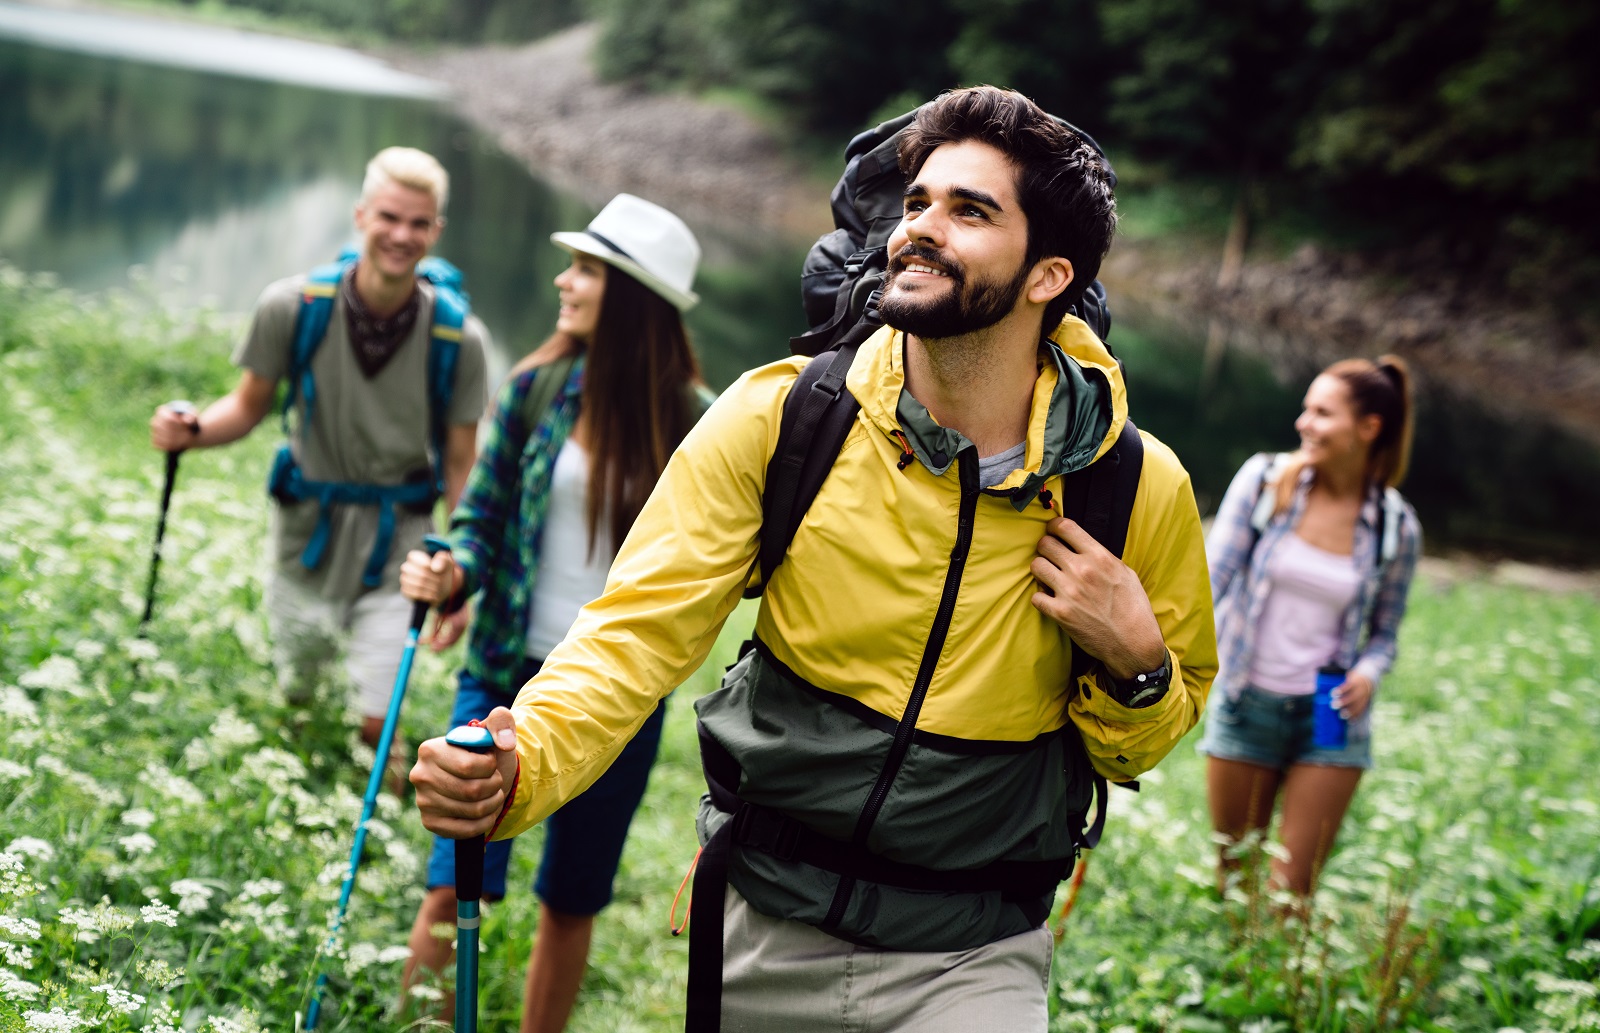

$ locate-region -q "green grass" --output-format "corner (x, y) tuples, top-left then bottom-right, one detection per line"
(1, 272), (1596, 1031)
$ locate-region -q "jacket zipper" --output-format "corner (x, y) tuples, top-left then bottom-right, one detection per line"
(822, 448), (979, 930)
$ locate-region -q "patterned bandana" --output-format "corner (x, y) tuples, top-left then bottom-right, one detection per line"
(342, 265), (420, 379)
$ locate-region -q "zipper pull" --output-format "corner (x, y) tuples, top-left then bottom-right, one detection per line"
(1037, 488), (1058, 513)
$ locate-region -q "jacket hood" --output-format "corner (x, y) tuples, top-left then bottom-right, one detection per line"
(846, 315), (1128, 509)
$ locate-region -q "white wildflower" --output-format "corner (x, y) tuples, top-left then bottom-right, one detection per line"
(121, 638), (160, 662)
(139, 763), (203, 806)
(237, 878), (283, 900)
(377, 945), (411, 964)
(0, 685), (40, 724)
(205, 1011), (265, 1033)
(346, 942), (380, 974)
(0, 917), (41, 940)
(170, 879), (214, 914)
(408, 985), (444, 1002)
(121, 809), (157, 829)
(1, 941), (34, 968)
(71, 640), (106, 662)
(0, 852), (38, 898)
(140, 1001), (182, 1033)
(237, 747), (307, 793)
(182, 738), (213, 771)
(21, 1007), (94, 1031)
(19, 656), (84, 695)
(135, 957), (183, 990)
(32, 756), (68, 777)
(140, 901), (179, 927)
(92, 983), (147, 1014)
(209, 708), (261, 751)
(5, 839), (53, 862)
(119, 832), (157, 856)
(0, 759), (31, 781)
(1, 966), (42, 1000)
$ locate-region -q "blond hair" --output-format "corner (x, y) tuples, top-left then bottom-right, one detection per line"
(361, 146), (450, 214)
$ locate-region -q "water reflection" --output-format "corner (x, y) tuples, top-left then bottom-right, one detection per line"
(1115, 302), (1600, 564)
(0, 36), (797, 391)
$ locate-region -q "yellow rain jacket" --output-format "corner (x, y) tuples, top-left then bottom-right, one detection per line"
(498, 317), (1216, 950)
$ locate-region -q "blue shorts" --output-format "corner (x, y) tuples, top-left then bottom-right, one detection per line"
(1197, 683), (1372, 770)
(424, 657), (667, 915)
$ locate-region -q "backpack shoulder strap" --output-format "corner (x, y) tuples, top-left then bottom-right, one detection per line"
(749, 342), (863, 597)
(517, 354), (579, 442)
(282, 260), (350, 436)
(1248, 451), (1292, 545)
(1056, 418), (1144, 560)
(1377, 486), (1403, 569)
(425, 283), (469, 489)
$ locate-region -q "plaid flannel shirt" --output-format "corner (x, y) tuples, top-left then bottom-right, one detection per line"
(449, 359), (584, 688)
(1206, 452), (1422, 733)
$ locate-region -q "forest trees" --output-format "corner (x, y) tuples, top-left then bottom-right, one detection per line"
(592, 0), (1600, 322)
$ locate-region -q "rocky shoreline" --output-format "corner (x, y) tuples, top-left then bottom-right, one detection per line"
(397, 25), (1600, 452)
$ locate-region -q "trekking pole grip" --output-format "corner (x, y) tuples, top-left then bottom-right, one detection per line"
(445, 723), (495, 900)
(412, 533), (452, 632)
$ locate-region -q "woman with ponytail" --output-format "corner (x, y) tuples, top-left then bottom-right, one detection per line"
(1200, 355), (1422, 898)
(396, 195), (711, 1031)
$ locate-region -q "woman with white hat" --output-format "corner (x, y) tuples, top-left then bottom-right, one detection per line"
(398, 194), (711, 1032)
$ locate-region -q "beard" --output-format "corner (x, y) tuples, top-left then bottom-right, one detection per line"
(878, 244), (1031, 340)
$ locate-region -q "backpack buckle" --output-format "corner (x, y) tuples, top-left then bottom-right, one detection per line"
(731, 804), (802, 862)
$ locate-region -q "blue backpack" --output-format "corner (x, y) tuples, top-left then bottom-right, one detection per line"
(267, 252), (468, 589)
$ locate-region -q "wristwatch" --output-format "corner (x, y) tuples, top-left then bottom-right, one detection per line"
(1107, 651), (1172, 708)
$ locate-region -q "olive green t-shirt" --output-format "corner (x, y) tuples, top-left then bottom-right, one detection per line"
(234, 273), (489, 605)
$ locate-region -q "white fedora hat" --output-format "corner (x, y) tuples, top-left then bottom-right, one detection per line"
(551, 194), (701, 311)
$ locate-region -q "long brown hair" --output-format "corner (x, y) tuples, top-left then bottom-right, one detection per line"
(511, 265), (703, 556)
(1274, 354), (1415, 514)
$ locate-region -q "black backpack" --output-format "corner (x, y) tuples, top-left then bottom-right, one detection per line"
(753, 102), (1139, 598)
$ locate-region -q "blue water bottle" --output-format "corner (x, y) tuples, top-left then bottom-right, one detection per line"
(1312, 664), (1348, 750)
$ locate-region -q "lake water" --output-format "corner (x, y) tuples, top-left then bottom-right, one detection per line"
(3, 7), (1596, 563)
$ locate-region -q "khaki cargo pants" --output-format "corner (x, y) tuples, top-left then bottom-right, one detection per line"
(720, 888), (1053, 1033)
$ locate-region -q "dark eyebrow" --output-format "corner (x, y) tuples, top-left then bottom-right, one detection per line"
(901, 182), (1003, 213)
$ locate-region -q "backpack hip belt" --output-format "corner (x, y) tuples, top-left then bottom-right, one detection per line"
(268, 444), (438, 590)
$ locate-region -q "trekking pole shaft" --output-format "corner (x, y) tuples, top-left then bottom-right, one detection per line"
(446, 724), (495, 1033)
(304, 536), (448, 1030)
(140, 451), (182, 625)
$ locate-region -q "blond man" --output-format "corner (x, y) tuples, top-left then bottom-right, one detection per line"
(150, 147), (489, 745)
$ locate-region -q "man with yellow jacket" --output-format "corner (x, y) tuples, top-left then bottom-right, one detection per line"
(411, 86), (1217, 1032)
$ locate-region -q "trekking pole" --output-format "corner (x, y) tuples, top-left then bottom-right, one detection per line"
(444, 722), (496, 1033)
(139, 400), (197, 627)
(301, 534), (452, 1032)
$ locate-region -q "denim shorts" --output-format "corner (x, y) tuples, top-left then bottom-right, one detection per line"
(1197, 683), (1372, 770)
(424, 656), (667, 914)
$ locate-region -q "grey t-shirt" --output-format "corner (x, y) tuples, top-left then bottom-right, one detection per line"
(978, 441), (1027, 489)
(235, 273), (490, 604)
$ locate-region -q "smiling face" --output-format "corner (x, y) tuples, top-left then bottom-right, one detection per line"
(553, 253), (608, 343)
(1296, 373), (1381, 471)
(353, 179), (442, 282)
(879, 140), (1042, 340)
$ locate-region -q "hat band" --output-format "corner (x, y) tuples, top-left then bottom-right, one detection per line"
(586, 229), (638, 264)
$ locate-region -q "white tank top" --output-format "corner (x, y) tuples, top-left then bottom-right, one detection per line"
(1247, 532), (1362, 695)
(525, 438), (614, 660)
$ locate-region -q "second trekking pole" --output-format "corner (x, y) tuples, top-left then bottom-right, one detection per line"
(301, 534), (451, 1032)
(444, 722), (496, 1033)
(140, 400), (196, 627)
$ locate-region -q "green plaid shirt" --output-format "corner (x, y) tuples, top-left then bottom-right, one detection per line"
(449, 359), (584, 688)
(449, 359), (715, 689)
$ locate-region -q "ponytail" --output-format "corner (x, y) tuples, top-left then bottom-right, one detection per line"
(1321, 353), (1415, 489)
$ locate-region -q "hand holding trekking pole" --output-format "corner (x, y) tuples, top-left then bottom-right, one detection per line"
(140, 400), (198, 627)
(400, 546), (468, 651)
(444, 723), (496, 1033)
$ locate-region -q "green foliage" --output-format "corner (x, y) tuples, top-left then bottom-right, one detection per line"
(590, 0), (1599, 319)
(1, 279), (1597, 1029)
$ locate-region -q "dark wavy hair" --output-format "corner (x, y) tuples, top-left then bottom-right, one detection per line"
(897, 85), (1117, 334)
(514, 266), (703, 557)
